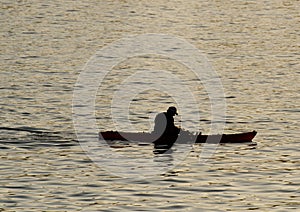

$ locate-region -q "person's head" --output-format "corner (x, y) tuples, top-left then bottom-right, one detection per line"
(167, 106), (178, 116)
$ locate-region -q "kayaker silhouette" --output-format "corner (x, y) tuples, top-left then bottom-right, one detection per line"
(153, 106), (180, 150)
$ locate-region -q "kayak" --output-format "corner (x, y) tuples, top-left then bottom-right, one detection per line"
(99, 130), (257, 144)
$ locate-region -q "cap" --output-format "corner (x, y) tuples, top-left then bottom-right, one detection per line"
(168, 106), (178, 115)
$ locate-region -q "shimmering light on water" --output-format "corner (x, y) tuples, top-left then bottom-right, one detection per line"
(1, 0), (299, 211)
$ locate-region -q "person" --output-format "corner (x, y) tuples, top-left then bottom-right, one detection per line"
(153, 106), (180, 139)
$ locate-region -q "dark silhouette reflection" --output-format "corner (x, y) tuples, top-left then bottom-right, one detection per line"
(153, 146), (173, 155)
(152, 107), (180, 154)
(153, 136), (177, 154)
(153, 147), (174, 165)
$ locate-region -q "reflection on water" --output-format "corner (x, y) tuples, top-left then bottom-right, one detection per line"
(1, 133), (299, 211)
(1, 0), (299, 211)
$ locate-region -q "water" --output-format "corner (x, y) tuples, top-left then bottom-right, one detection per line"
(1, 0), (299, 211)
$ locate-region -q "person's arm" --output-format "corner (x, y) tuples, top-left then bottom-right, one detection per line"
(169, 116), (180, 134)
